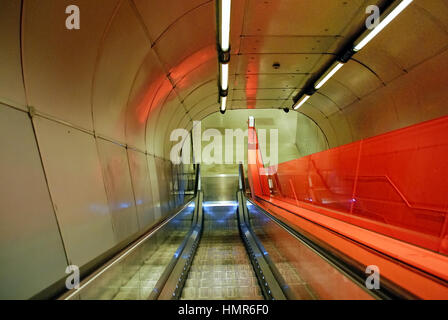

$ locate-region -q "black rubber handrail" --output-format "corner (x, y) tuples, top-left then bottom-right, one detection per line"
(157, 191), (204, 300)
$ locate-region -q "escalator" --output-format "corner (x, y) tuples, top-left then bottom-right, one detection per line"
(181, 201), (263, 300)
(59, 165), (389, 300)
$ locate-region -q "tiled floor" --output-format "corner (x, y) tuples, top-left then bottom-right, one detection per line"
(181, 209), (263, 300)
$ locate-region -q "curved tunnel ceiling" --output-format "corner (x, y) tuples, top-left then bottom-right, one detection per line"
(1, 0), (448, 160)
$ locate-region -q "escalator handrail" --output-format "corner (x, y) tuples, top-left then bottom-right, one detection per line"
(60, 197), (197, 300)
(61, 165), (202, 300)
(238, 191), (295, 300)
(156, 191), (204, 299)
(150, 166), (203, 299)
(237, 191), (287, 300)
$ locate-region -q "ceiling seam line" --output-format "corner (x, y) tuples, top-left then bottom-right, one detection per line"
(350, 58), (386, 85)
(89, 0), (124, 136)
(315, 92), (343, 113)
(18, 0), (30, 107)
(181, 78), (216, 102)
(151, 0), (213, 47)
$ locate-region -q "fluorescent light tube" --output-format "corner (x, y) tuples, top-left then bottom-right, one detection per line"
(354, 0), (413, 52)
(315, 62), (344, 89)
(221, 63), (229, 91)
(293, 95), (311, 110)
(220, 96), (227, 112)
(220, 0), (232, 52)
(248, 116), (255, 128)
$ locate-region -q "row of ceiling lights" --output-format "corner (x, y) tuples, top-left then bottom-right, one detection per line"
(292, 0), (413, 110)
(216, 0), (413, 114)
(217, 0), (231, 114)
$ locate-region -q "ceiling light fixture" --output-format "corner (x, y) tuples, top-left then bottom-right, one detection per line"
(217, 0), (232, 114)
(219, 0), (232, 52)
(220, 63), (229, 92)
(314, 61), (344, 89)
(354, 0), (413, 52)
(293, 95), (311, 110)
(290, 0), (412, 112)
(220, 96), (227, 114)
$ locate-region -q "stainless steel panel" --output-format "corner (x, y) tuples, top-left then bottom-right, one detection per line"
(92, 0), (150, 143)
(236, 53), (322, 75)
(367, 3), (448, 70)
(306, 93), (340, 116)
(23, 0), (120, 129)
(145, 79), (175, 156)
(154, 158), (173, 217)
(233, 74), (307, 90)
(239, 35), (337, 54)
(201, 167), (239, 202)
(147, 155), (162, 222)
(163, 105), (193, 159)
(318, 80), (359, 110)
(174, 59), (218, 101)
(232, 89), (294, 100)
(134, 0), (207, 43)
(0, 0), (26, 109)
(0, 105), (67, 299)
(127, 149), (155, 230)
(243, 0), (365, 36)
(327, 111), (354, 146)
(183, 81), (218, 110)
(230, 99), (286, 109)
(33, 116), (116, 266)
(333, 60), (383, 98)
(355, 48), (405, 84)
(149, 1), (215, 70)
(125, 49), (165, 151)
(296, 113), (329, 157)
(184, 92), (217, 113)
(96, 139), (140, 243)
(153, 91), (184, 158)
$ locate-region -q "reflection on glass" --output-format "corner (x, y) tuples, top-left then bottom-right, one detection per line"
(247, 201), (373, 300)
(67, 203), (195, 300)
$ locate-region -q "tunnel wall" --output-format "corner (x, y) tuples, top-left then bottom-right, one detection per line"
(297, 0), (448, 149)
(295, 113), (329, 158)
(0, 0), (197, 299)
(312, 48), (448, 149)
(0, 102), (190, 299)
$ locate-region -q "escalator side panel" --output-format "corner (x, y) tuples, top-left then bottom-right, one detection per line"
(61, 200), (196, 300)
(246, 201), (376, 300)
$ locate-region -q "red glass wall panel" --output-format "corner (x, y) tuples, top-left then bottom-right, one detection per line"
(248, 116), (448, 255)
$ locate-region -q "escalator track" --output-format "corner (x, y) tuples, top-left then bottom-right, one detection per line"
(180, 202), (263, 300)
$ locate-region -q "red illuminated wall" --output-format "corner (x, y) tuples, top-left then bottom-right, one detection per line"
(249, 116), (448, 256)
